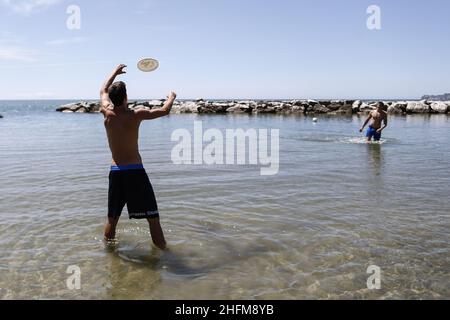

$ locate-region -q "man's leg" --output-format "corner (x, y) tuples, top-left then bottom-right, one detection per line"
(374, 131), (382, 142)
(104, 217), (120, 241)
(147, 218), (167, 250)
(366, 127), (373, 142)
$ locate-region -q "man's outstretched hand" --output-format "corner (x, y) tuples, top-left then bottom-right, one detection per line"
(114, 64), (127, 76)
(168, 91), (177, 101)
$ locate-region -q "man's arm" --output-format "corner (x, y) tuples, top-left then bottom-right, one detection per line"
(377, 114), (388, 133)
(359, 113), (372, 132)
(134, 92), (177, 120)
(99, 64), (127, 113)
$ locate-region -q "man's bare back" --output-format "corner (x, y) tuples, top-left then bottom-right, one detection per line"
(104, 108), (142, 166)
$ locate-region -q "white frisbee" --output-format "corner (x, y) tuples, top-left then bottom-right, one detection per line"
(137, 58), (159, 72)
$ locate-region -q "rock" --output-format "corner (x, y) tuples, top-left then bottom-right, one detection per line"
(253, 103), (277, 113)
(352, 100), (362, 113)
(56, 103), (78, 112)
(172, 102), (199, 114)
(0, 114), (3, 118)
(388, 102), (407, 114)
(291, 105), (306, 113)
(327, 101), (344, 111)
(406, 101), (430, 114)
(75, 107), (88, 113)
(226, 104), (253, 113)
(147, 100), (165, 108)
(334, 104), (353, 115)
(310, 104), (330, 114)
(430, 101), (449, 114)
(277, 103), (293, 113)
(201, 102), (232, 113)
(319, 100), (332, 107)
(359, 103), (374, 113)
(291, 100), (305, 107)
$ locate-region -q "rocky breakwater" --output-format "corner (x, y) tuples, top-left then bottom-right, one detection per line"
(56, 99), (450, 115)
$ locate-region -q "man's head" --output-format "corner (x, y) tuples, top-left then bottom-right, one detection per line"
(108, 81), (127, 107)
(377, 101), (386, 111)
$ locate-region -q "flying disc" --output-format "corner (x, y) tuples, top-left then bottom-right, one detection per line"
(138, 58), (159, 72)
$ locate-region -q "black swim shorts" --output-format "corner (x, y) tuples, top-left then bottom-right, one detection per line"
(108, 164), (159, 220)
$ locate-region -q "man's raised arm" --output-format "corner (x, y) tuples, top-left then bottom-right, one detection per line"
(100, 64), (127, 112)
(134, 91), (177, 120)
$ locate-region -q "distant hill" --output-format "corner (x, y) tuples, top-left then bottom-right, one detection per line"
(422, 93), (450, 101)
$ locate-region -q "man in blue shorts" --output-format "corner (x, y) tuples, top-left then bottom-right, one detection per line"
(360, 102), (388, 142)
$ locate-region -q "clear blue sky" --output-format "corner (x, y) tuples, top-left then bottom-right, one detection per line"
(1, 0), (449, 100)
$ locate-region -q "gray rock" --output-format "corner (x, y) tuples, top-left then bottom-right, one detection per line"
(310, 104), (330, 114)
(147, 100), (165, 107)
(291, 105), (305, 113)
(327, 101), (344, 111)
(359, 103), (374, 113)
(172, 102), (199, 114)
(56, 103), (78, 112)
(253, 104), (277, 113)
(352, 100), (362, 113)
(75, 107), (88, 113)
(334, 104), (353, 115)
(319, 100), (332, 107)
(406, 101), (430, 114)
(430, 102), (449, 114)
(291, 100), (305, 107)
(226, 104), (253, 113)
(388, 102), (407, 114)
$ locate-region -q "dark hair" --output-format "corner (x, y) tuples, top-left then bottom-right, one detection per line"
(108, 81), (127, 107)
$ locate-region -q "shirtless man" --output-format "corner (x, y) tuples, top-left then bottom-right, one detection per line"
(359, 102), (388, 142)
(100, 64), (176, 250)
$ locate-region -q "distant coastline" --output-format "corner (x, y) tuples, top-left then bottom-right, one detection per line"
(422, 93), (450, 101)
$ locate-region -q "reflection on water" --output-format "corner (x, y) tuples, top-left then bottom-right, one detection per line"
(0, 102), (449, 299)
(367, 143), (383, 175)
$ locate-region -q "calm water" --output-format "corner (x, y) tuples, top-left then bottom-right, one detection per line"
(0, 101), (449, 300)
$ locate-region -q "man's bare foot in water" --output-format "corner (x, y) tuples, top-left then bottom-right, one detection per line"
(148, 218), (167, 250)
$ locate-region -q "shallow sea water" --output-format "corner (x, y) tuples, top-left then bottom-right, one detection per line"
(0, 101), (449, 299)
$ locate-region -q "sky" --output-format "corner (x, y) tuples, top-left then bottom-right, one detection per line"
(0, 0), (449, 100)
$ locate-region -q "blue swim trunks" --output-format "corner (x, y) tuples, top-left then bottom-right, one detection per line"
(108, 164), (159, 220)
(366, 126), (382, 141)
